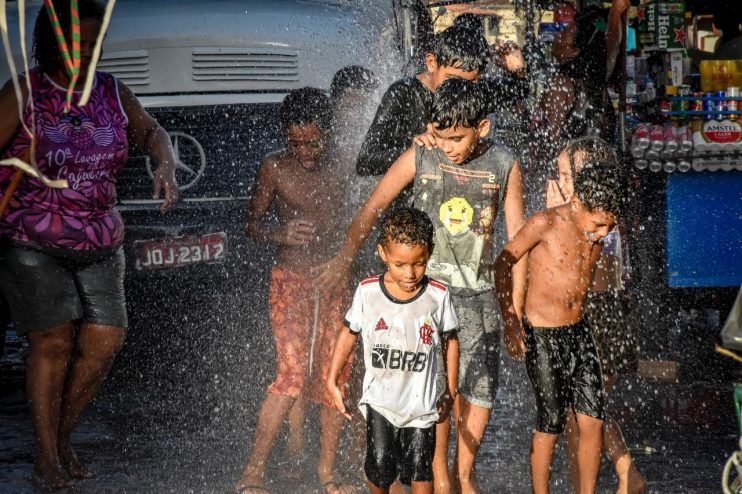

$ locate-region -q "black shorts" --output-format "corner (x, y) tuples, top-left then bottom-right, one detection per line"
(365, 406), (435, 488)
(0, 241), (127, 334)
(523, 317), (605, 434)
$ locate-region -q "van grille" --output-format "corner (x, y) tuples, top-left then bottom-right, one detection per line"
(192, 48), (299, 82)
(117, 104), (283, 201)
(97, 50), (150, 87)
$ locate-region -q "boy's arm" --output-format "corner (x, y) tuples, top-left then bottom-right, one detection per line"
(312, 147), (417, 290)
(245, 158), (314, 246)
(356, 83), (415, 176)
(326, 327), (358, 420)
(502, 162), (528, 317)
(437, 333), (459, 422)
(494, 213), (548, 359)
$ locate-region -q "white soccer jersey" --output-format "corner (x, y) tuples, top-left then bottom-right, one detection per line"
(345, 274), (458, 428)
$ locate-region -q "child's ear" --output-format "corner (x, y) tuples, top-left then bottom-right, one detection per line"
(477, 118), (491, 138)
(376, 244), (388, 263)
(424, 53), (439, 73)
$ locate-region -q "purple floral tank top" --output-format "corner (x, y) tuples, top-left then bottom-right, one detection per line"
(0, 69), (129, 250)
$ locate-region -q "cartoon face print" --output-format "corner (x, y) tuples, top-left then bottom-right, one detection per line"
(439, 197), (473, 235)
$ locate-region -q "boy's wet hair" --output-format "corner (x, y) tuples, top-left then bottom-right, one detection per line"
(573, 162), (628, 217)
(280, 87), (333, 133)
(433, 24), (489, 72)
(33, 0), (106, 74)
(431, 78), (486, 130)
(378, 208), (434, 250)
(330, 65), (378, 100)
(560, 136), (617, 177)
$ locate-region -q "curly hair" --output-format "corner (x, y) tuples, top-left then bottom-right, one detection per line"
(430, 77), (486, 130)
(573, 161), (628, 217)
(280, 87), (333, 133)
(377, 207), (434, 250)
(32, 0), (106, 75)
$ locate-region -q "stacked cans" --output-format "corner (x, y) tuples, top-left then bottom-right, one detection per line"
(702, 86), (740, 120)
(631, 123), (692, 172)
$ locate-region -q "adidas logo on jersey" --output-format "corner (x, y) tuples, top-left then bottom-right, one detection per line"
(371, 346), (428, 372)
(375, 318), (389, 331)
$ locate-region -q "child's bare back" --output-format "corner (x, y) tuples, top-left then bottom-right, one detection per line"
(523, 204), (603, 327)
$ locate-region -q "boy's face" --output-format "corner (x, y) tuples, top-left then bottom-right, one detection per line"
(286, 122), (325, 171)
(425, 54), (481, 90)
(430, 120), (490, 165)
(377, 241), (431, 294)
(571, 197), (616, 243)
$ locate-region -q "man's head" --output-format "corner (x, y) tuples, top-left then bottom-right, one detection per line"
(554, 136), (617, 203)
(280, 87), (332, 171)
(570, 162), (627, 242)
(425, 25), (490, 90)
(377, 208), (434, 294)
(712, 1), (742, 42)
(429, 78), (489, 165)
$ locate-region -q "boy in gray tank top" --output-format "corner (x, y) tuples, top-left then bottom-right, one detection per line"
(314, 78), (527, 493)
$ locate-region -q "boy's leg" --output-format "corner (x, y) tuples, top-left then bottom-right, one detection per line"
(451, 294), (499, 494)
(575, 413), (603, 494)
(236, 392), (297, 489)
(318, 405), (356, 493)
(285, 397), (306, 477)
(530, 431), (560, 494)
(452, 397), (490, 494)
(432, 418), (451, 493)
(365, 407), (401, 494)
(236, 268), (311, 491)
(411, 481), (434, 494)
(564, 408), (581, 492)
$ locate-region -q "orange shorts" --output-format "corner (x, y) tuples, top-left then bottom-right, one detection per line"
(266, 267), (352, 407)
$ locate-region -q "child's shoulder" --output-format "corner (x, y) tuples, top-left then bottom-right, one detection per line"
(359, 274), (381, 287)
(426, 277), (448, 293)
(478, 141), (516, 166)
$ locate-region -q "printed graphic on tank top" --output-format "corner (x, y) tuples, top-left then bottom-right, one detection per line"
(0, 69), (129, 250)
(411, 144), (515, 296)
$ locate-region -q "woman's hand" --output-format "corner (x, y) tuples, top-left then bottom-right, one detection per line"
(311, 255), (352, 296)
(153, 164), (179, 212)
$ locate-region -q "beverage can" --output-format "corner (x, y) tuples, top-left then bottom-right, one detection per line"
(677, 159), (691, 172)
(703, 93), (715, 120)
(715, 90), (726, 119)
(634, 123), (650, 149)
(663, 161), (677, 173)
(649, 124), (664, 151)
(678, 85), (691, 112)
(663, 124), (679, 152)
(727, 86), (739, 120)
(649, 160), (663, 172)
(634, 159), (648, 170)
(691, 92), (704, 112)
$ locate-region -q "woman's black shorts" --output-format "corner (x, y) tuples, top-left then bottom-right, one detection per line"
(0, 240), (127, 334)
(365, 406), (435, 488)
(523, 317), (605, 434)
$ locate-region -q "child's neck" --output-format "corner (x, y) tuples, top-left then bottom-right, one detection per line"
(457, 139), (489, 165)
(382, 274), (424, 301)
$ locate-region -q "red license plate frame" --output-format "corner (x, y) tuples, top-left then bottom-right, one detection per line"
(134, 232), (228, 270)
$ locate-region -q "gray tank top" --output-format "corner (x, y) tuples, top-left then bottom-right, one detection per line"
(411, 143), (515, 296)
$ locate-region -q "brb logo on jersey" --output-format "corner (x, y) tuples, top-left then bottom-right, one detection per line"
(419, 322), (434, 345)
(372, 344), (428, 372)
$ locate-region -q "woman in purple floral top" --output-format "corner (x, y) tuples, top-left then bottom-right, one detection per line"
(0, 1), (178, 488)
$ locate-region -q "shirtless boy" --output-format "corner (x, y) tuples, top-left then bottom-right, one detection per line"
(495, 163), (627, 494)
(235, 87), (354, 494)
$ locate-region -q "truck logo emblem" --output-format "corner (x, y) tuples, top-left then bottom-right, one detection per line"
(145, 131), (206, 191)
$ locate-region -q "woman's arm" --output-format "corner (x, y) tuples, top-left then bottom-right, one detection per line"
(0, 78), (28, 152)
(118, 81), (178, 212)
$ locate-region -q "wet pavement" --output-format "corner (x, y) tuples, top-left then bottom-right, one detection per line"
(0, 284), (738, 494)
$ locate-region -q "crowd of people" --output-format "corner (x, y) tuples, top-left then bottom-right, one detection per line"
(0, 0), (651, 493)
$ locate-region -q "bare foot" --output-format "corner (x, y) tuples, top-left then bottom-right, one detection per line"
(32, 463), (74, 490)
(617, 464), (647, 494)
(58, 444), (95, 479)
(319, 470), (357, 494)
(235, 465), (268, 494)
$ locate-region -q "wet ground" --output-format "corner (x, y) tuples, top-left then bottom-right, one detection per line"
(0, 284), (738, 493)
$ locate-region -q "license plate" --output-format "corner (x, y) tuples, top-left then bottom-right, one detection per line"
(134, 233), (227, 270)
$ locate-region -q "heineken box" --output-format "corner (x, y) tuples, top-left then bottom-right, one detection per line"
(637, 1), (686, 50)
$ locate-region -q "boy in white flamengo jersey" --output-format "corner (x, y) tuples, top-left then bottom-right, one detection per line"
(327, 208), (459, 494)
